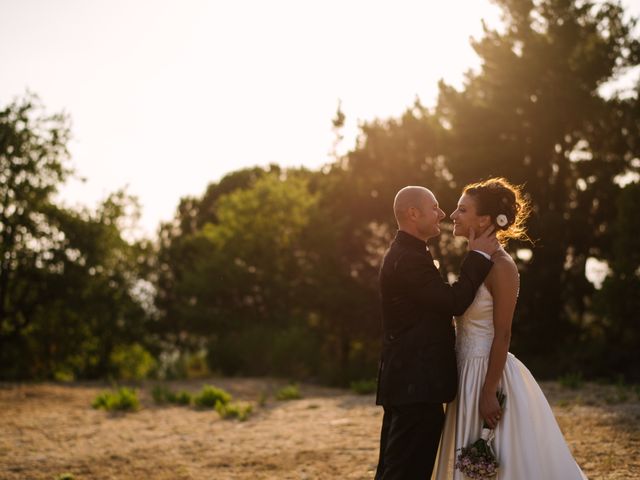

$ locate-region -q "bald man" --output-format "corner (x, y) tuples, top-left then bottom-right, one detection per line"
(375, 186), (499, 480)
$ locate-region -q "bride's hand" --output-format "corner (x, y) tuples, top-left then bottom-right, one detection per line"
(479, 389), (502, 429)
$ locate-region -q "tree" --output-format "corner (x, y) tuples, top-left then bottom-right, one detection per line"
(0, 94), (151, 379)
(434, 0), (640, 371)
(594, 182), (640, 380)
(0, 94), (72, 367)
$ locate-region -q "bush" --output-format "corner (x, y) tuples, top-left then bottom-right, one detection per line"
(194, 385), (232, 408)
(206, 326), (322, 378)
(174, 390), (192, 405)
(215, 401), (253, 421)
(276, 384), (301, 401)
(110, 344), (156, 381)
(151, 385), (173, 404)
(151, 385), (192, 405)
(92, 387), (140, 411)
(350, 379), (377, 395)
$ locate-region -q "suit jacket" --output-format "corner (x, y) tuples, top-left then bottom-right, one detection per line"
(375, 230), (493, 406)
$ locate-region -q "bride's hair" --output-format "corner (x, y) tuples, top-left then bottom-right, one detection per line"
(463, 177), (532, 245)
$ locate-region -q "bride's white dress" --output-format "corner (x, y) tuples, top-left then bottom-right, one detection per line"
(432, 283), (587, 479)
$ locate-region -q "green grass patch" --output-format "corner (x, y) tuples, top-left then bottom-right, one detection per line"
(215, 400), (253, 421)
(55, 474), (75, 480)
(193, 384), (232, 408)
(350, 379), (377, 395)
(276, 384), (301, 401)
(92, 387), (140, 412)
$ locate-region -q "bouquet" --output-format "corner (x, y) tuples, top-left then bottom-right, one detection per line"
(455, 390), (506, 479)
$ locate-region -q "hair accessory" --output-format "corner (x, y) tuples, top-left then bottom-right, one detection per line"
(496, 214), (508, 227)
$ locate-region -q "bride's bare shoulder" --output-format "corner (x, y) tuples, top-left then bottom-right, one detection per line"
(488, 250), (519, 285)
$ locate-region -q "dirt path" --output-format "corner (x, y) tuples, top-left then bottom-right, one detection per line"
(1, 379), (638, 479)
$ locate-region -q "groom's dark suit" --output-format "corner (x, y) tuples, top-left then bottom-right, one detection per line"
(375, 230), (492, 480)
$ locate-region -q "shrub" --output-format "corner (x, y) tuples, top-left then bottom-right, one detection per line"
(276, 384), (301, 401)
(151, 385), (193, 406)
(350, 379), (377, 395)
(110, 343), (156, 381)
(559, 372), (584, 390)
(151, 385), (174, 404)
(194, 385), (232, 408)
(174, 390), (192, 405)
(215, 401), (253, 421)
(92, 387), (140, 412)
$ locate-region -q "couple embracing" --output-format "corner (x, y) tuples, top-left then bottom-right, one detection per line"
(375, 178), (587, 479)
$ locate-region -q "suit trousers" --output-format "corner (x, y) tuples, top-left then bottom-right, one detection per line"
(375, 402), (445, 480)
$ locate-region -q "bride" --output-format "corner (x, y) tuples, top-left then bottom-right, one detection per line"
(432, 177), (587, 479)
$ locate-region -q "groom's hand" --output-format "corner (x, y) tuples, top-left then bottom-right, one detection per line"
(468, 226), (500, 257)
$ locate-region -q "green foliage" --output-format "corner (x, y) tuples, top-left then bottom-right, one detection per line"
(174, 390), (193, 405)
(276, 384), (301, 401)
(92, 387), (140, 412)
(152, 385), (193, 405)
(151, 385), (173, 404)
(215, 400), (253, 421)
(350, 379), (377, 395)
(193, 385), (232, 408)
(559, 372), (584, 390)
(593, 183), (640, 380)
(110, 344), (156, 381)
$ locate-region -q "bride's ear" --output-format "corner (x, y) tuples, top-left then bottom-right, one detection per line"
(478, 215), (491, 228)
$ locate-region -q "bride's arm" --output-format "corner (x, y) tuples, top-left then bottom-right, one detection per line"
(480, 257), (519, 428)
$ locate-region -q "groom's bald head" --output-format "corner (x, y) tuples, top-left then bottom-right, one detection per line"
(393, 186), (433, 224)
(393, 186), (444, 241)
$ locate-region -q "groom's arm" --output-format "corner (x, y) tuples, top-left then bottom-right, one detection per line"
(399, 251), (492, 316)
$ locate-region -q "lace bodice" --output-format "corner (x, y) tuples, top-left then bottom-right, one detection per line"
(455, 283), (494, 361)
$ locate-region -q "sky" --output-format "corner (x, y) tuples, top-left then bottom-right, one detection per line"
(2, 0), (639, 238)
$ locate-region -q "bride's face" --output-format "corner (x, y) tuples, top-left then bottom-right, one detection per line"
(450, 193), (490, 238)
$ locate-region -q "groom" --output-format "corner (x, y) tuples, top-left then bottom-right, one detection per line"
(375, 186), (498, 479)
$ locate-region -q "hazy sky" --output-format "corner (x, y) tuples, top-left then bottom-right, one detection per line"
(2, 0), (639, 237)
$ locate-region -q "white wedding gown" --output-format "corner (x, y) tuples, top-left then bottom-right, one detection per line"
(432, 283), (587, 479)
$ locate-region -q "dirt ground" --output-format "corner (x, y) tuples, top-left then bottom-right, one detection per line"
(1, 378), (638, 479)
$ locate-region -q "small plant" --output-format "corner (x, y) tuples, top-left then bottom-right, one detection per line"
(257, 391), (268, 407)
(194, 384), (232, 408)
(151, 385), (193, 405)
(174, 390), (192, 405)
(151, 385), (174, 404)
(276, 384), (301, 401)
(350, 379), (377, 395)
(215, 400), (253, 421)
(558, 372), (584, 390)
(55, 474), (75, 480)
(92, 387), (140, 412)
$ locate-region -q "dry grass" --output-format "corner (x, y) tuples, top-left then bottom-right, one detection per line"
(0, 378), (638, 479)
